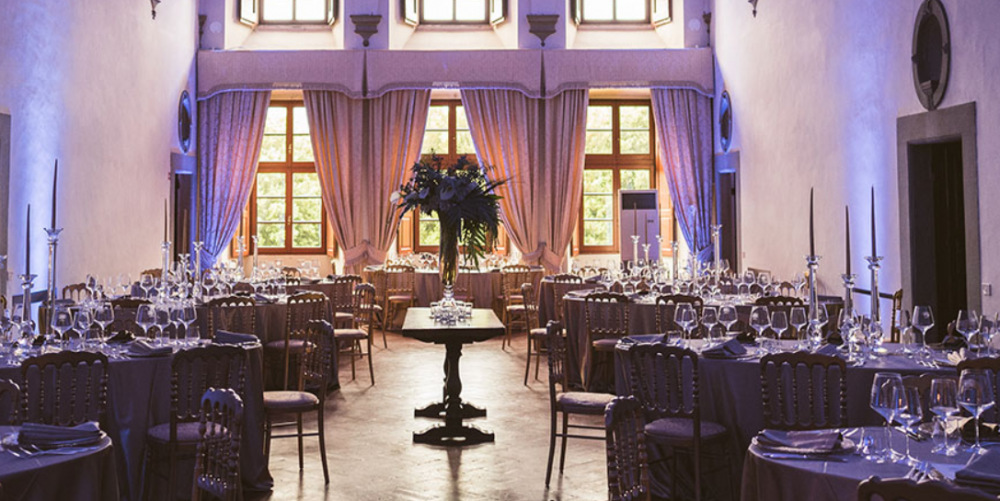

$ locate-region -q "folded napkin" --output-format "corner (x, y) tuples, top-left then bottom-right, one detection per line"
(584, 275), (602, 284)
(620, 334), (666, 345)
(702, 338), (748, 358)
(957, 449), (1000, 487)
(214, 330), (257, 346)
(19, 421), (103, 447)
(947, 348), (969, 366)
(108, 330), (136, 343)
(128, 339), (173, 357)
(814, 344), (841, 357)
(253, 294), (276, 304)
(304, 278), (322, 285)
(756, 429), (843, 452)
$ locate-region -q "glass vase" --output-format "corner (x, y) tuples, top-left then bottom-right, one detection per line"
(439, 219), (460, 308)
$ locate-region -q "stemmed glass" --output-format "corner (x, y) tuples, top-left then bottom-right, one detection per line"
(749, 306), (770, 353)
(756, 272), (772, 297)
(180, 302), (199, 346)
(72, 307), (94, 351)
(956, 310), (980, 355)
(958, 369), (996, 455)
(769, 311), (788, 353)
(93, 301), (115, 353)
(84, 275), (99, 305)
(702, 307), (719, 348)
(869, 372), (904, 463)
(118, 273), (132, 298)
(981, 313), (999, 356)
(49, 305), (74, 351)
(896, 386), (923, 465)
(154, 304), (171, 346)
(169, 303), (183, 345)
(913, 306), (935, 360)
(792, 272), (807, 298)
(674, 303), (697, 347)
(719, 304), (738, 339)
(929, 377), (959, 455)
(136, 304), (156, 341)
(790, 306), (808, 350)
(139, 274), (155, 299)
(202, 272), (217, 300)
(898, 310), (919, 356)
(809, 304), (829, 351)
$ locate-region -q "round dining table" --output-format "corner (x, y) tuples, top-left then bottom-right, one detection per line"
(0, 425), (119, 501)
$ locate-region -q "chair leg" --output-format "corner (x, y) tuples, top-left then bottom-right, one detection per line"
(317, 406), (330, 484)
(524, 335), (532, 385)
(167, 448), (177, 501)
(545, 409), (557, 487)
(264, 416), (272, 460)
(558, 413), (569, 473)
(367, 337), (375, 385)
(141, 446), (152, 501)
(694, 445), (702, 501)
(297, 414), (304, 471)
(534, 348), (542, 380)
(350, 340), (357, 381)
(283, 347), (291, 391)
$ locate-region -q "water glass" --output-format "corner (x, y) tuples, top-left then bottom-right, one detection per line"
(870, 372), (904, 463)
(930, 415), (960, 456)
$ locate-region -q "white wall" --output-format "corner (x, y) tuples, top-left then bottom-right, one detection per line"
(0, 0), (197, 291)
(714, 0), (1000, 314)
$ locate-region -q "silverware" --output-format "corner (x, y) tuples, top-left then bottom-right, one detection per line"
(761, 452), (849, 462)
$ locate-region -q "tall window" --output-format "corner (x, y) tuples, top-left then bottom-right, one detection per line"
(579, 101), (655, 253)
(252, 103), (326, 253)
(260, 0), (335, 24)
(422, 0), (487, 23)
(572, 0), (671, 24)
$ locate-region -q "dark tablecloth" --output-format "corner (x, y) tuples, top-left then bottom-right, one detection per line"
(0, 425), (119, 501)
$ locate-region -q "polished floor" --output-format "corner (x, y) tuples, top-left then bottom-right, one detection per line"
(252, 329), (608, 501)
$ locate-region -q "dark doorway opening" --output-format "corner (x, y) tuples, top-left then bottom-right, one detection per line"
(908, 140), (965, 341)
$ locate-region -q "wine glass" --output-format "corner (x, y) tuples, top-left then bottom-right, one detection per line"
(790, 306), (808, 349)
(136, 304), (156, 340)
(49, 305), (74, 351)
(719, 304), (738, 339)
(701, 307), (719, 347)
(84, 275), (99, 305)
(72, 307), (94, 351)
(810, 304), (829, 350)
(869, 372), (904, 463)
(769, 311), (788, 352)
(958, 369), (996, 455)
(181, 302), (199, 346)
(981, 313), (999, 356)
(154, 304), (171, 346)
(169, 303), (183, 346)
(896, 386), (923, 465)
(139, 274), (155, 299)
(749, 306), (770, 352)
(93, 301), (115, 353)
(202, 271), (217, 300)
(913, 306), (935, 358)
(929, 377), (959, 455)
(118, 273), (132, 297)
(673, 303), (696, 347)
(956, 310), (980, 353)
(898, 310), (919, 356)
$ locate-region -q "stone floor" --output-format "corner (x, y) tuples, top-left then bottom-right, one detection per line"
(251, 329), (608, 501)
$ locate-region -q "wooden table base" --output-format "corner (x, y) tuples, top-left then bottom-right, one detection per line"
(412, 340), (494, 446)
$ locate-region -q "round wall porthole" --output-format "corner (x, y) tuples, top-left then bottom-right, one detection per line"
(912, 0), (951, 111)
(177, 90), (193, 153)
(719, 90), (733, 152)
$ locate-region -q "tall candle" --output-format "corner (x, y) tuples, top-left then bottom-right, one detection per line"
(845, 206), (851, 275)
(809, 189), (815, 258)
(870, 187), (877, 257)
(51, 160), (58, 229)
(25, 205), (31, 276)
(163, 199), (168, 242)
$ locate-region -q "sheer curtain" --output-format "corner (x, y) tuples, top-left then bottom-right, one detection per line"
(197, 90), (271, 268)
(652, 88), (714, 260)
(305, 89), (430, 273)
(461, 89), (588, 272)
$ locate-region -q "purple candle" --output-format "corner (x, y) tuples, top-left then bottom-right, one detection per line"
(51, 160), (58, 229)
(871, 187), (877, 257)
(845, 206), (851, 275)
(25, 204), (31, 276)
(809, 189), (815, 258)
(164, 199), (168, 242)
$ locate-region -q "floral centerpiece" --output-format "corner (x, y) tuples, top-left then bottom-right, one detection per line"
(393, 156), (505, 311)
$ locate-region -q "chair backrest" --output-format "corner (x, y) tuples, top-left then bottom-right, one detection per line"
(0, 379), (21, 425)
(857, 476), (996, 501)
(902, 372), (949, 424)
(584, 291), (631, 342)
(956, 356), (1000, 423)
(551, 274), (586, 324)
(20, 351), (109, 426)
(111, 297), (152, 310)
(285, 276), (302, 286)
(192, 388), (244, 501)
(170, 345), (247, 440)
(370, 268), (387, 306)
(755, 296), (804, 307)
(206, 296), (257, 338)
(778, 281), (795, 297)
(384, 265), (416, 297)
(62, 282), (90, 303)
(890, 289), (904, 343)
(232, 281), (254, 295)
(351, 283), (377, 330)
(282, 266), (301, 279)
(760, 352), (847, 430)
(653, 295), (700, 335)
(605, 396), (651, 501)
(331, 275), (362, 313)
(286, 291), (329, 335)
(552, 273), (584, 285)
(141, 268), (162, 278)
(501, 265), (533, 302)
(545, 321), (570, 397)
(624, 343), (700, 423)
(521, 283), (540, 330)
(296, 320), (335, 391)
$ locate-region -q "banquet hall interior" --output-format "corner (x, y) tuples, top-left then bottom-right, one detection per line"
(1, 0), (1000, 500)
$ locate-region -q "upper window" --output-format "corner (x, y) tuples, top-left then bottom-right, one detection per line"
(578, 102), (656, 252)
(259, 0), (336, 24)
(403, 0), (505, 25)
(572, 0), (671, 25)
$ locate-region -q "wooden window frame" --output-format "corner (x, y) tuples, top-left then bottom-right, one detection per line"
(246, 102), (329, 256)
(259, 0), (337, 25)
(573, 0), (670, 25)
(577, 100), (657, 255)
(418, 0), (490, 24)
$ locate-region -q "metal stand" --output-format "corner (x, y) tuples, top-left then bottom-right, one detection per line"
(806, 255), (822, 347)
(44, 228), (62, 308)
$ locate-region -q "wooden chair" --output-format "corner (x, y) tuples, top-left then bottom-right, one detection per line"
(454, 265), (477, 304)
(521, 283), (546, 385)
(778, 281), (796, 297)
(264, 320), (334, 484)
(550, 273), (585, 325)
(544, 321), (614, 487)
(500, 264), (533, 349)
(653, 294), (702, 335)
(0, 379), (21, 425)
(206, 296), (256, 338)
(144, 345), (246, 501)
(623, 343), (733, 501)
(755, 295), (804, 307)
(20, 351), (109, 426)
(112, 297), (153, 310)
(383, 264), (416, 335)
(192, 388), (244, 501)
(285, 276), (302, 286)
(890, 289), (904, 342)
(62, 282), (90, 303)
(141, 268), (163, 278)
(605, 396), (651, 501)
(330, 274), (362, 329)
(369, 268), (388, 347)
(282, 267), (301, 279)
(584, 291), (631, 392)
(760, 352), (847, 430)
(266, 291), (328, 390)
(857, 476), (996, 501)
(334, 284), (376, 384)
(956, 357), (1000, 423)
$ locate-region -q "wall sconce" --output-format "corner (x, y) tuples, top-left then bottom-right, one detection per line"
(527, 14), (559, 47)
(351, 14), (382, 47)
(749, 0), (758, 17)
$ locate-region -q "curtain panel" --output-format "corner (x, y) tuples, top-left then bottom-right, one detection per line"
(305, 89), (431, 273)
(461, 89), (588, 272)
(197, 90), (272, 268)
(651, 88), (714, 261)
